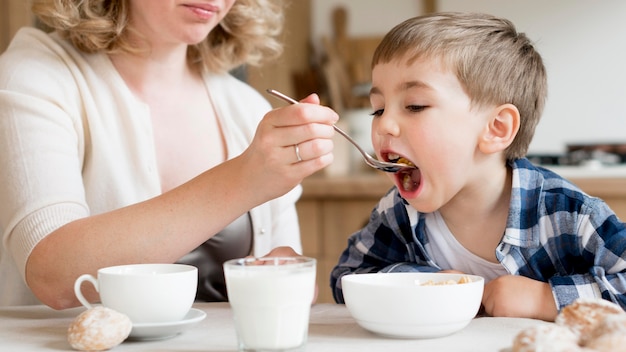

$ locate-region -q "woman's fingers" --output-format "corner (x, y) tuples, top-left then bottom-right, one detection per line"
(255, 100), (337, 165)
(298, 93), (321, 105)
(288, 137), (334, 164)
(240, 96), (338, 195)
(269, 99), (338, 131)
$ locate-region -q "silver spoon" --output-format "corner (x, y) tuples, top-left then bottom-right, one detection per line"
(266, 89), (415, 173)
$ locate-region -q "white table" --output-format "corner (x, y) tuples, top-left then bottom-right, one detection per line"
(0, 302), (549, 351)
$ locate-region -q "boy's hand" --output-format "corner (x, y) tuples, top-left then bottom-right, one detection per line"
(482, 275), (557, 321)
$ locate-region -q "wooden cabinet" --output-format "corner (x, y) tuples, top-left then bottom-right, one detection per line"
(298, 172), (626, 303)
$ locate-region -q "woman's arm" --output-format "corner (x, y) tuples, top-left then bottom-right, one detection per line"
(23, 94), (337, 309)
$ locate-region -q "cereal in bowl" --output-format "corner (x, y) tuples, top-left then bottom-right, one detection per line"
(419, 275), (473, 286)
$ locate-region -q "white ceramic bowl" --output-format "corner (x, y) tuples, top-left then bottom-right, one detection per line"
(341, 272), (484, 339)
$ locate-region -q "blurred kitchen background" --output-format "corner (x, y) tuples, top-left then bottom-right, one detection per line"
(3, 0), (625, 172)
(2, 0), (625, 303)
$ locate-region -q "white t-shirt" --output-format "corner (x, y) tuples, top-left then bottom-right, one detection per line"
(424, 211), (508, 282)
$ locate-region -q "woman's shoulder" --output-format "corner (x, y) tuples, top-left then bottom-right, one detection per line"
(0, 27), (89, 90)
(1, 27), (67, 67)
(3, 27), (53, 48)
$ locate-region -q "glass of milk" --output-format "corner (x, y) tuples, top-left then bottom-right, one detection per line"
(223, 256), (316, 352)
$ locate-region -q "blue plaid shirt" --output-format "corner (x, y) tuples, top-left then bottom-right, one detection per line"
(330, 158), (626, 311)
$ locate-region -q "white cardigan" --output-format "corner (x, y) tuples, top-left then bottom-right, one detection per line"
(0, 28), (302, 306)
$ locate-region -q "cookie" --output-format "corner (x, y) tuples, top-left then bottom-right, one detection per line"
(512, 324), (581, 352)
(584, 314), (626, 351)
(555, 298), (624, 345)
(68, 306), (132, 351)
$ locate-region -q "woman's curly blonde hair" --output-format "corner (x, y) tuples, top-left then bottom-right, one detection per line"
(31, 0), (284, 73)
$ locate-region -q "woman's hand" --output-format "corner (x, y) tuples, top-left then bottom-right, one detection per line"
(239, 94), (338, 202)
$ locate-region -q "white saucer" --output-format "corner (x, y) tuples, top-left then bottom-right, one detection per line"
(128, 308), (206, 341)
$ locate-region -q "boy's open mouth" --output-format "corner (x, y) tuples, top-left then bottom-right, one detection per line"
(387, 153), (421, 193)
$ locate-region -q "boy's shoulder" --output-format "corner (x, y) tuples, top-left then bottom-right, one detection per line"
(512, 158), (582, 192)
(511, 158), (603, 210)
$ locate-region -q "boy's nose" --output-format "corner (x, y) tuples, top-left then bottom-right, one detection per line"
(374, 113), (401, 137)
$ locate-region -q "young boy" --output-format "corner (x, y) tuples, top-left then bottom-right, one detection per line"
(330, 12), (626, 322)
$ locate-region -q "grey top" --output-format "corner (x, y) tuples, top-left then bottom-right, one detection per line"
(177, 212), (252, 301)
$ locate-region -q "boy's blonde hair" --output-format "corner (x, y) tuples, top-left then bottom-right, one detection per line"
(372, 12), (547, 160)
(31, 0), (284, 74)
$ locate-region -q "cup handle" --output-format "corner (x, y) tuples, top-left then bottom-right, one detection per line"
(74, 274), (98, 309)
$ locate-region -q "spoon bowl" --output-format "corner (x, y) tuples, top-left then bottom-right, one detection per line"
(266, 89), (415, 173)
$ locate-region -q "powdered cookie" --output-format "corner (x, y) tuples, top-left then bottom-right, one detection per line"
(555, 298), (624, 345)
(68, 306), (132, 351)
(584, 314), (626, 351)
(512, 324), (581, 352)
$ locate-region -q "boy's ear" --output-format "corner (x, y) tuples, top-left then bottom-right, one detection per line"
(478, 103), (520, 154)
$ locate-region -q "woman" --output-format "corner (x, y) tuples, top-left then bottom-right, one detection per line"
(0, 0), (336, 308)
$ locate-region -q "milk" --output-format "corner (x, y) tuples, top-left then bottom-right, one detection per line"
(224, 259), (316, 351)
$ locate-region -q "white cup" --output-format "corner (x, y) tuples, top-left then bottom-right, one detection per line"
(224, 257), (316, 352)
(74, 263), (198, 324)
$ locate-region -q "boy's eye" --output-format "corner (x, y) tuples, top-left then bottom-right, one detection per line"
(407, 105), (427, 113)
(370, 109), (384, 117)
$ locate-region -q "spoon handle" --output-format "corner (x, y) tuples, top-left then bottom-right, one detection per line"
(266, 89), (299, 105)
